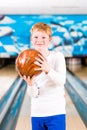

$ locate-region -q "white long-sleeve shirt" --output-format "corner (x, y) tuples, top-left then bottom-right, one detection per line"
(27, 51), (66, 117)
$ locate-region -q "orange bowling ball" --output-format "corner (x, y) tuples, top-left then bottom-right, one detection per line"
(16, 49), (42, 78)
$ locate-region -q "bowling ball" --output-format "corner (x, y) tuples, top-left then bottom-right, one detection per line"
(16, 49), (42, 78)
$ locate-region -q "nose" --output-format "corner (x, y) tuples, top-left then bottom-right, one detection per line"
(37, 37), (43, 41)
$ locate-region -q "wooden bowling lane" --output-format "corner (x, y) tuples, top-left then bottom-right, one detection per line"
(67, 64), (87, 85)
(15, 89), (87, 130)
(66, 90), (87, 130)
(0, 64), (18, 100)
(15, 92), (31, 130)
(0, 63), (87, 130)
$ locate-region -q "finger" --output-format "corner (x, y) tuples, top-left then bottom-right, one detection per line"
(23, 75), (27, 80)
(34, 67), (42, 71)
(19, 73), (22, 78)
(32, 75), (36, 79)
(31, 75), (36, 81)
(27, 76), (31, 80)
(34, 61), (42, 66)
(35, 57), (43, 64)
(38, 54), (47, 61)
(17, 71), (22, 77)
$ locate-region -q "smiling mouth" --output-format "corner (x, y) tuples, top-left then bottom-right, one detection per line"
(36, 44), (44, 45)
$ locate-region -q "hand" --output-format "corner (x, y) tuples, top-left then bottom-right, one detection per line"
(23, 75), (35, 86)
(18, 72), (36, 86)
(22, 75), (36, 86)
(34, 54), (50, 74)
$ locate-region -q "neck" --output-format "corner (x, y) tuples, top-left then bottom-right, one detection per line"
(39, 49), (50, 57)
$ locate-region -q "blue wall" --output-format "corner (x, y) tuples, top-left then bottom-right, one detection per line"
(0, 14), (87, 57)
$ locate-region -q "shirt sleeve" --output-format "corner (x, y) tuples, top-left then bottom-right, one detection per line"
(47, 52), (66, 86)
(27, 84), (39, 98)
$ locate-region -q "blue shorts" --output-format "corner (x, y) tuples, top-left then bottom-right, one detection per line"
(31, 114), (66, 130)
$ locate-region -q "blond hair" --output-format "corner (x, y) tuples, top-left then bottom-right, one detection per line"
(31, 22), (52, 37)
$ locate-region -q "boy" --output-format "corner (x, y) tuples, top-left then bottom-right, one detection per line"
(22, 22), (66, 130)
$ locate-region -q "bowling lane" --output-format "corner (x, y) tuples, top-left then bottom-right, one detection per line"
(0, 64), (18, 100)
(67, 64), (87, 85)
(15, 89), (87, 130)
(15, 91), (31, 130)
(66, 90), (87, 130)
(0, 62), (87, 130)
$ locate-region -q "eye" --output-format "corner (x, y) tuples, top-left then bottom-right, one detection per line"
(42, 37), (46, 39)
(34, 36), (38, 39)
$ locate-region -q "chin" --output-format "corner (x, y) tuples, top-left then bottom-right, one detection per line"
(35, 46), (43, 51)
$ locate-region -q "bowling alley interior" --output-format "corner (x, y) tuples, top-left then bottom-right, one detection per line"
(0, 0), (87, 130)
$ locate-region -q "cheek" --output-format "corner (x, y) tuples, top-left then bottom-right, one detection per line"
(32, 41), (37, 47)
(46, 39), (51, 44)
(31, 39), (36, 44)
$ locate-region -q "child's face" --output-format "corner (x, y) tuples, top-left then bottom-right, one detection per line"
(31, 30), (51, 51)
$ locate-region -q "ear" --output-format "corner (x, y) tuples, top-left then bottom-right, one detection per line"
(49, 37), (52, 42)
